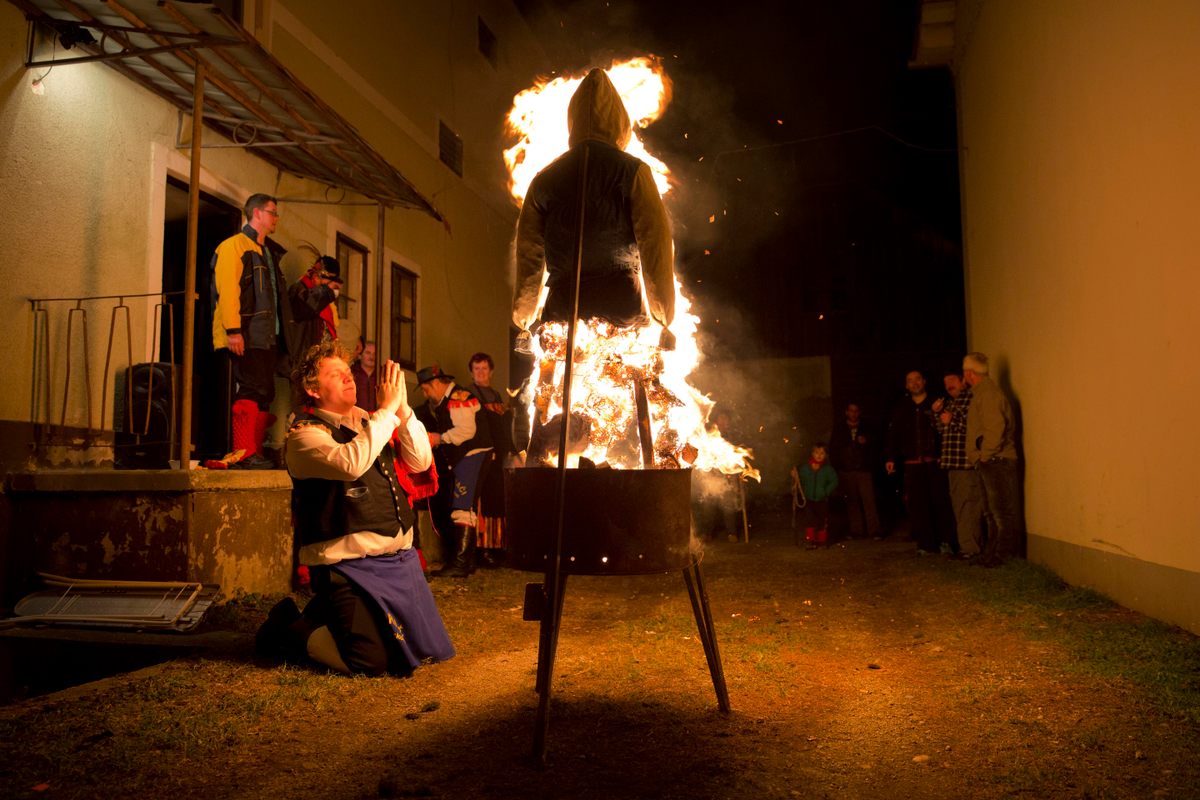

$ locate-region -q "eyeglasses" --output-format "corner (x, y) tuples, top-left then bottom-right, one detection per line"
(261, 208), (280, 218)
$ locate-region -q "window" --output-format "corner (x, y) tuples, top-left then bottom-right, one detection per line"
(439, 121), (463, 177)
(335, 233), (369, 336)
(477, 17), (498, 68)
(391, 263), (417, 370)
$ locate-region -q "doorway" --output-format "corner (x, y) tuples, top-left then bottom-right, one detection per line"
(161, 176), (242, 461)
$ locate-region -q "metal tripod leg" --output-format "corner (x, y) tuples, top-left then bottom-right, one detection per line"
(682, 559), (731, 713)
(532, 570), (568, 763)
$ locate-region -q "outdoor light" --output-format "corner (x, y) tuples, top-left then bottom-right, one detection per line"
(51, 20), (97, 50)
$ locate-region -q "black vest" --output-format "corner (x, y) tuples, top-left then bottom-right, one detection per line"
(417, 383), (492, 467)
(290, 412), (415, 547)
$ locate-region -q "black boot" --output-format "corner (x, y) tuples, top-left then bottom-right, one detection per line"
(438, 525), (475, 578)
(460, 526), (477, 575)
(255, 597), (302, 661)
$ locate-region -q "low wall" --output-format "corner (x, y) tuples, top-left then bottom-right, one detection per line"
(1029, 534), (1200, 636)
(2, 469), (293, 609)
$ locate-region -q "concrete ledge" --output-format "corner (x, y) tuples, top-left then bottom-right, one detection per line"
(3, 469), (293, 607)
(6, 468), (291, 493)
(1029, 533), (1200, 635)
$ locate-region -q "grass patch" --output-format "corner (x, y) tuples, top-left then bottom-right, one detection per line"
(947, 560), (1200, 723)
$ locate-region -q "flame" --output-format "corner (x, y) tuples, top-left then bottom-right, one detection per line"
(504, 57), (671, 204)
(504, 58), (758, 481)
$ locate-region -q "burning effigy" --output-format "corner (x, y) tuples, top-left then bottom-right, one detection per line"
(503, 61), (743, 754)
(505, 57), (759, 481)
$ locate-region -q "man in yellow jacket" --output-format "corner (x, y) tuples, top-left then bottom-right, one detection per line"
(210, 193), (288, 469)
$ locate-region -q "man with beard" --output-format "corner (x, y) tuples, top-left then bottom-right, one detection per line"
(885, 370), (955, 554)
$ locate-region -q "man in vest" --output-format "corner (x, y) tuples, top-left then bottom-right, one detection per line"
(255, 341), (454, 675)
(415, 364), (493, 578)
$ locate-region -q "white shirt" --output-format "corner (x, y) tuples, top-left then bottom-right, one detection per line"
(286, 405), (432, 565)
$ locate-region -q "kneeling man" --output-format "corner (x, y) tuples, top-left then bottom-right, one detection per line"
(257, 341), (454, 675)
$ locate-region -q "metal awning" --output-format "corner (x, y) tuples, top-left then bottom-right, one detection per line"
(9, 0), (443, 219)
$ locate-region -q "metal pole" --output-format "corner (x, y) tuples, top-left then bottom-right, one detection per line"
(374, 203), (386, 352)
(533, 141), (590, 765)
(178, 59), (204, 469)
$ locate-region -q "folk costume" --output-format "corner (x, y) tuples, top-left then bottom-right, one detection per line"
(415, 367), (493, 577)
(261, 404), (453, 675)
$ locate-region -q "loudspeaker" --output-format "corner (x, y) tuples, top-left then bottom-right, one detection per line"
(114, 362), (174, 469)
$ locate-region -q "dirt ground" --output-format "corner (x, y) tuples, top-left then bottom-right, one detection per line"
(2, 509), (1199, 800)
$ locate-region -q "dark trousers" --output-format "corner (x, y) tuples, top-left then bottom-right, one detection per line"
(838, 470), (881, 538)
(304, 566), (394, 676)
(232, 346), (277, 409)
(978, 458), (1024, 562)
(903, 462), (955, 552)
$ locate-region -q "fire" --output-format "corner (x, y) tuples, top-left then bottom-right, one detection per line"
(504, 57), (671, 204)
(504, 58), (758, 480)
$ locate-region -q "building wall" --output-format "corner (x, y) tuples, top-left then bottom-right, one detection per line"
(267, 0), (547, 382)
(0, 1), (548, 457)
(954, 0), (1200, 632)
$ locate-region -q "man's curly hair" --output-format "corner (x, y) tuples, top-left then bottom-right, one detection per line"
(292, 340), (350, 404)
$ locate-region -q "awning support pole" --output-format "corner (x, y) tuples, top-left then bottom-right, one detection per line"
(375, 204), (386, 351)
(179, 59), (204, 469)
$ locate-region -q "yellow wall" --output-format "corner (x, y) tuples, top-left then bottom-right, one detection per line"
(269, 0), (546, 384)
(0, 1), (548, 442)
(955, 0), (1200, 631)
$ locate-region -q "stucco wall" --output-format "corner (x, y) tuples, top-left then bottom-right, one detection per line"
(0, 1), (548, 445)
(268, 0), (548, 387)
(955, 0), (1200, 631)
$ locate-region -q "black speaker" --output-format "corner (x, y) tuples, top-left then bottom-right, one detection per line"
(114, 362), (174, 469)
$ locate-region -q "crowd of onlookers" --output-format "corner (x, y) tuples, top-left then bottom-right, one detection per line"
(793, 355), (1024, 567)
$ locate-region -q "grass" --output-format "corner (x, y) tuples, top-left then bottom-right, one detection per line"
(0, 657), (365, 798)
(945, 560), (1200, 724)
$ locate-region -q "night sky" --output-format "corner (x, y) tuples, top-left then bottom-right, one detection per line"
(529, 0), (963, 366)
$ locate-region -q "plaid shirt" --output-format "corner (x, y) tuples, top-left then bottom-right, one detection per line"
(937, 386), (973, 470)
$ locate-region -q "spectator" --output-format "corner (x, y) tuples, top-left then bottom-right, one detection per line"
(934, 369), (985, 558)
(791, 442), (839, 549)
(285, 255), (341, 411)
(885, 370), (955, 554)
(353, 341), (378, 413)
(210, 193), (289, 469)
(829, 402), (882, 540)
(414, 365), (493, 578)
(255, 341), (454, 675)
(963, 352), (1024, 566)
(466, 352), (513, 567)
